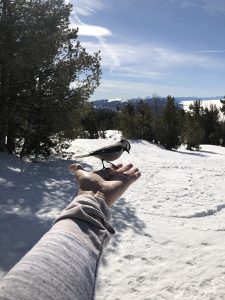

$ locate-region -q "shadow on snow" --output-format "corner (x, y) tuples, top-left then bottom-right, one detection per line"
(0, 153), (91, 276)
(101, 197), (146, 265)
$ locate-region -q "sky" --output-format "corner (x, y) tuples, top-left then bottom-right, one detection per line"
(68, 0), (225, 100)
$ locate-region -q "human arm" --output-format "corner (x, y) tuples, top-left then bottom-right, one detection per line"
(0, 163), (141, 300)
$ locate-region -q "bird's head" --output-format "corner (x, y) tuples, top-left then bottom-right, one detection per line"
(120, 139), (131, 153)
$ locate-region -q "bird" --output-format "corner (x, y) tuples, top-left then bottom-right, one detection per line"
(74, 139), (131, 168)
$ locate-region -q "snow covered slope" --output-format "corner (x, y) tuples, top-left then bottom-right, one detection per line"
(1, 139), (225, 299)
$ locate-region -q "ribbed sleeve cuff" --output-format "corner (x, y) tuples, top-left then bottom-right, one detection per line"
(54, 192), (115, 234)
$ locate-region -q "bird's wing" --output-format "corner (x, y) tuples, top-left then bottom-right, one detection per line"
(89, 144), (122, 156)
(74, 153), (90, 158)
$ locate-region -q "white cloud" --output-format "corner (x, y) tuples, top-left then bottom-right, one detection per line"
(114, 68), (164, 79)
(170, 0), (225, 14)
(69, 0), (105, 17)
(201, 0), (225, 14)
(67, 0), (118, 68)
(197, 50), (225, 53)
(74, 24), (111, 37)
(90, 79), (217, 100)
(81, 41), (225, 75)
(68, 1), (111, 38)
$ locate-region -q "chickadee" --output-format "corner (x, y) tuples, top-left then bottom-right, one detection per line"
(74, 139), (131, 168)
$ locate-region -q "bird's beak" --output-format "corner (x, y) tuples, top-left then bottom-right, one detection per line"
(125, 149), (130, 154)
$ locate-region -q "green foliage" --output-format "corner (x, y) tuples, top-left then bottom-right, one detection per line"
(80, 103), (117, 139)
(161, 95), (181, 150)
(182, 113), (204, 150)
(0, 0), (101, 157)
(135, 101), (153, 140)
(117, 102), (136, 139)
(201, 104), (221, 144)
(181, 101), (205, 150)
(81, 96), (225, 152)
(220, 96), (225, 115)
(150, 96), (164, 143)
(118, 101), (153, 140)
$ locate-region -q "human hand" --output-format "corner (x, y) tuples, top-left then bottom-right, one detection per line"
(69, 163), (141, 207)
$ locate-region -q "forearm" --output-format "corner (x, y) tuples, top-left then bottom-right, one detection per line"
(0, 193), (115, 300)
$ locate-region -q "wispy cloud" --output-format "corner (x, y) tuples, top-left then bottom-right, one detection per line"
(81, 41), (225, 75)
(90, 79), (216, 100)
(74, 24), (111, 37)
(70, 0), (105, 16)
(67, 0), (120, 70)
(114, 68), (164, 79)
(170, 0), (225, 14)
(197, 50), (225, 53)
(201, 0), (225, 14)
(68, 0), (111, 38)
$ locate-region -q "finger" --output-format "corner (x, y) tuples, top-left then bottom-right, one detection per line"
(68, 163), (84, 173)
(124, 167), (139, 176)
(116, 163), (133, 173)
(129, 171), (141, 182)
(106, 163), (123, 175)
(97, 163), (124, 178)
(94, 168), (111, 180)
(68, 164), (88, 184)
(111, 163), (123, 170)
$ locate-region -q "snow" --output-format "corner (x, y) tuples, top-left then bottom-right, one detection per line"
(180, 99), (223, 111)
(1, 136), (225, 299)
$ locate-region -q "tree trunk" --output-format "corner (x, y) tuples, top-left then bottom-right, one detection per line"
(0, 122), (7, 151)
(6, 121), (15, 153)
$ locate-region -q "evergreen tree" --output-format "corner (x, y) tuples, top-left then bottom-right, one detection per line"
(189, 100), (204, 123)
(151, 95), (163, 143)
(161, 95), (181, 150)
(182, 100), (205, 150)
(0, 0), (101, 157)
(220, 96), (225, 115)
(80, 104), (98, 139)
(118, 102), (136, 139)
(117, 101), (153, 140)
(135, 100), (153, 140)
(202, 104), (221, 144)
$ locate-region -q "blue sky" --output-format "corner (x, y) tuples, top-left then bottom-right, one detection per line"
(68, 0), (225, 100)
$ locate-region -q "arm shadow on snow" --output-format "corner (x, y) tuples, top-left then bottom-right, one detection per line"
(101, 197), (146, 266)
(177, 148), (219, 157)
(0, 212), (52, 275)
(198, 150), (219, 155)
(0, 154), (92, 277)
(177, 150), (207, 157)
(0, 156), (92, 215)
(129, 139), (146, 144)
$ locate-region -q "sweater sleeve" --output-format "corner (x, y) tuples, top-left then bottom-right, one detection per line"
(0, 193), (115, 300)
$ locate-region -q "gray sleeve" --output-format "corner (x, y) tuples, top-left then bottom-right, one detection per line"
(0, 192), (115, 300)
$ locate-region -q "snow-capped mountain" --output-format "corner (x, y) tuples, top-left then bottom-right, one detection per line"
(92, 96), (223, 110)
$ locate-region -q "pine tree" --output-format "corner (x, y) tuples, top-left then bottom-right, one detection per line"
(118, 102), (136, 139)
(182, 100), (205, 150)
(135, 100), (153, 140)
(0, 0), (101, 157)
(202, 104), (221, 144)
(151, 95), (163, 144)
(220, 96), (225, 115)
(161, 95), (181, 150)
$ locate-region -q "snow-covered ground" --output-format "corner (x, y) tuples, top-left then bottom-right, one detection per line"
(1, 136), (225, 299)
(180, 99), (223, 111)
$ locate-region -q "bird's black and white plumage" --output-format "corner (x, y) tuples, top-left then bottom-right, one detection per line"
(74, 139), (131, 168)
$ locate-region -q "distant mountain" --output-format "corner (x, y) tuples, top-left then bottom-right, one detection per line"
(175, 96), (223, 102)
(92, 96), (223, 111)
(92, 96), (167, 111)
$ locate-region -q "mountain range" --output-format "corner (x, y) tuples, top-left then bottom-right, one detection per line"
(92, 96), (223, 110)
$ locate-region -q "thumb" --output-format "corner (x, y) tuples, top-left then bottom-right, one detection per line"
(69, 163), (84, 173)
(68, 163), (87, 183)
